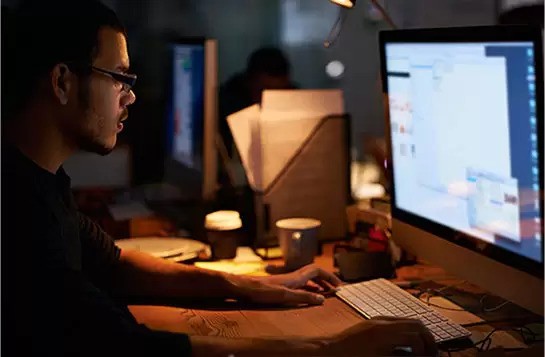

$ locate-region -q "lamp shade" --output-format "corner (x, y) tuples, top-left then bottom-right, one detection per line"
(330, 0), (355, 9)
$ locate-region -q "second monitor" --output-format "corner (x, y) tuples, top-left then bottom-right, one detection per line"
(164, 38), (218, 202)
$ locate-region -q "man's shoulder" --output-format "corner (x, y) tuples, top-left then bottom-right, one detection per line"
(2, 147), (52, 219)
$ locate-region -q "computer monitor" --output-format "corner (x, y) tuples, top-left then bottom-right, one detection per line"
(165, 38), (218, 202)
(379, 26), (544, 315)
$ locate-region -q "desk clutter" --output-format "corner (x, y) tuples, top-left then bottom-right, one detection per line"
(227, 89), (350, 247)
(114, 236), (208, 262)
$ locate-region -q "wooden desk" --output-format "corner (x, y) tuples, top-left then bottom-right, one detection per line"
(129, 244), (363, 337)
(128, 244), (541, 356)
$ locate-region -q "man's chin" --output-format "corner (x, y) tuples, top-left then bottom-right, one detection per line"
(79, 138), (116, 156)
(94, 146), (115, 156)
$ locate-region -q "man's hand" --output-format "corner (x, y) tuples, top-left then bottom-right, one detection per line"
(324, 317), (438, 356)
(260, 264), (343, 292)
(227, 264), (343, 306)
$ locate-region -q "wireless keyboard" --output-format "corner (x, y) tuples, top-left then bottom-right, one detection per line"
(336, 278), (472, 343)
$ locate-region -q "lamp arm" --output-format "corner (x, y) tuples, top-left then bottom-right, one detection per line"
(324, 8), (349, 48)
(370, 0), (397, 29)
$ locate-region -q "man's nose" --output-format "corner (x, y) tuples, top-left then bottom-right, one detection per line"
(123, 89), (136, 107)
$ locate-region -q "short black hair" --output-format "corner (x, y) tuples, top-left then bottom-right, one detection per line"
(2, 0), (126, 120)
(246, 47), (291, 77)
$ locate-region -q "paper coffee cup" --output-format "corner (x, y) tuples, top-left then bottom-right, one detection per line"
(205, 211), (242, 259)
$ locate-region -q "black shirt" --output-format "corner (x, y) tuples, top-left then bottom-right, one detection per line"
(1, 145), (191, 356)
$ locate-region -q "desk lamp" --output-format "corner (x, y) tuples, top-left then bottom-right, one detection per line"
(325, 0), (397, 48)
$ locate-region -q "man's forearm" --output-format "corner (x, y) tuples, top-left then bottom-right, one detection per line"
(113, 249), (238, 299)
(190, 335), (328, 357)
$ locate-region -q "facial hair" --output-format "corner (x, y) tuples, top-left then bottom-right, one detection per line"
(76, 80), (127, 156)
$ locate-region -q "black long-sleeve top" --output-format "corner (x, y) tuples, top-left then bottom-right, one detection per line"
(1, 145), (192, 356)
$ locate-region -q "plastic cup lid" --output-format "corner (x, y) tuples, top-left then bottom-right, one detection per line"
(205, 210), (242, 230)
(276, 218), (321, 230)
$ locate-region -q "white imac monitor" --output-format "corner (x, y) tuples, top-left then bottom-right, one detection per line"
(165, 38), (218, 202)
(379, 26), (544, 315)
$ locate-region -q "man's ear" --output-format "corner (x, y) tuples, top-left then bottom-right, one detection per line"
(51, 63), (72, 105)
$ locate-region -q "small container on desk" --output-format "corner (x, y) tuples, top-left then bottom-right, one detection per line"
(205, 210), (243, 260)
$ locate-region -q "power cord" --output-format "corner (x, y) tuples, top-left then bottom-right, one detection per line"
(440, 323), (544, 354)
(412, 282), (512, 313)
(413, 280), (468, 312)
(480, 294), (511, 313)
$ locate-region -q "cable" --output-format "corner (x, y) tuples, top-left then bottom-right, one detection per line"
(441, 324), (545, 354)
(416, 291), (466, 311)
(413, 280), (469, 312)
(420, 297), (467, 312)
(435, 280), (468, 293)
(369, 0), (397, 29)
(515, 325), (544, 344)
(462, 318), (536, 328)
(412, 280), (468, 297)
(324, 0), (398, 49)
(480, 294), (511, 313)
(440, 328), (501, 354)
(323, 8), (348, 48)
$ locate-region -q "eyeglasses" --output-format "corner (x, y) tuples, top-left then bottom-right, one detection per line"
(90, 66), (137, 93)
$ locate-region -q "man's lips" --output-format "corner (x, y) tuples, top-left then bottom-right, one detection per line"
(117, 111), (128, 132)
(120, 110), (128, 122)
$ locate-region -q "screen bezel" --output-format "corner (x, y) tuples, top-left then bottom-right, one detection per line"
(379, 26), (544, 279)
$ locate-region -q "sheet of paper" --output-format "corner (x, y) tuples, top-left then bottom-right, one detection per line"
(227, 105), (262, 191)
(227, 89), (344, 192)
(194, 247), (265, 275)
(260, 116), (319, 189)
(260, 90), (344, 190)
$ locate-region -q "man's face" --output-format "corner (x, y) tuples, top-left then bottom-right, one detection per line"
(71, 27), (136, 155)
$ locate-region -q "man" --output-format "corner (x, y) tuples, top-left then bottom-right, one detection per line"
(2, 1), (437, 356)
(218, 47), (296, 157)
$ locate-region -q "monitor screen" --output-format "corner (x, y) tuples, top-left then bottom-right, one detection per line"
(167, 42), (205, 170)
(380, 26), (544, 315)
(385, 40), (542, 263)
(164, 38), (218, 202)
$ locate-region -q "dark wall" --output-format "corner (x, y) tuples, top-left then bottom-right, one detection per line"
(3, 0), (508, 184)
(112, 0), (281, 184)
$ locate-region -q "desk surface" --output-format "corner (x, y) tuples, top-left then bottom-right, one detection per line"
(128, 244), (542, 356)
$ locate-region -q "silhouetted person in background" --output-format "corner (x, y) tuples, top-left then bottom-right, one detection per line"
(219, 47), (296, 157)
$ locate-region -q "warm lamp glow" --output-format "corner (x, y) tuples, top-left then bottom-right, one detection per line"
(329, 0), (355, 9)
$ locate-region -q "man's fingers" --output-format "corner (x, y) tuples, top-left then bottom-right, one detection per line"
(415, 323), (437, 356)
(311, 278), (337, 292)
(282, 288), (325, 305)
(300, 265), (343, 287)
(406, 330), (437, 357)
(303, 281), (324, 292)
(387, 331), (427, 356)
(377, 320), (438, 356)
